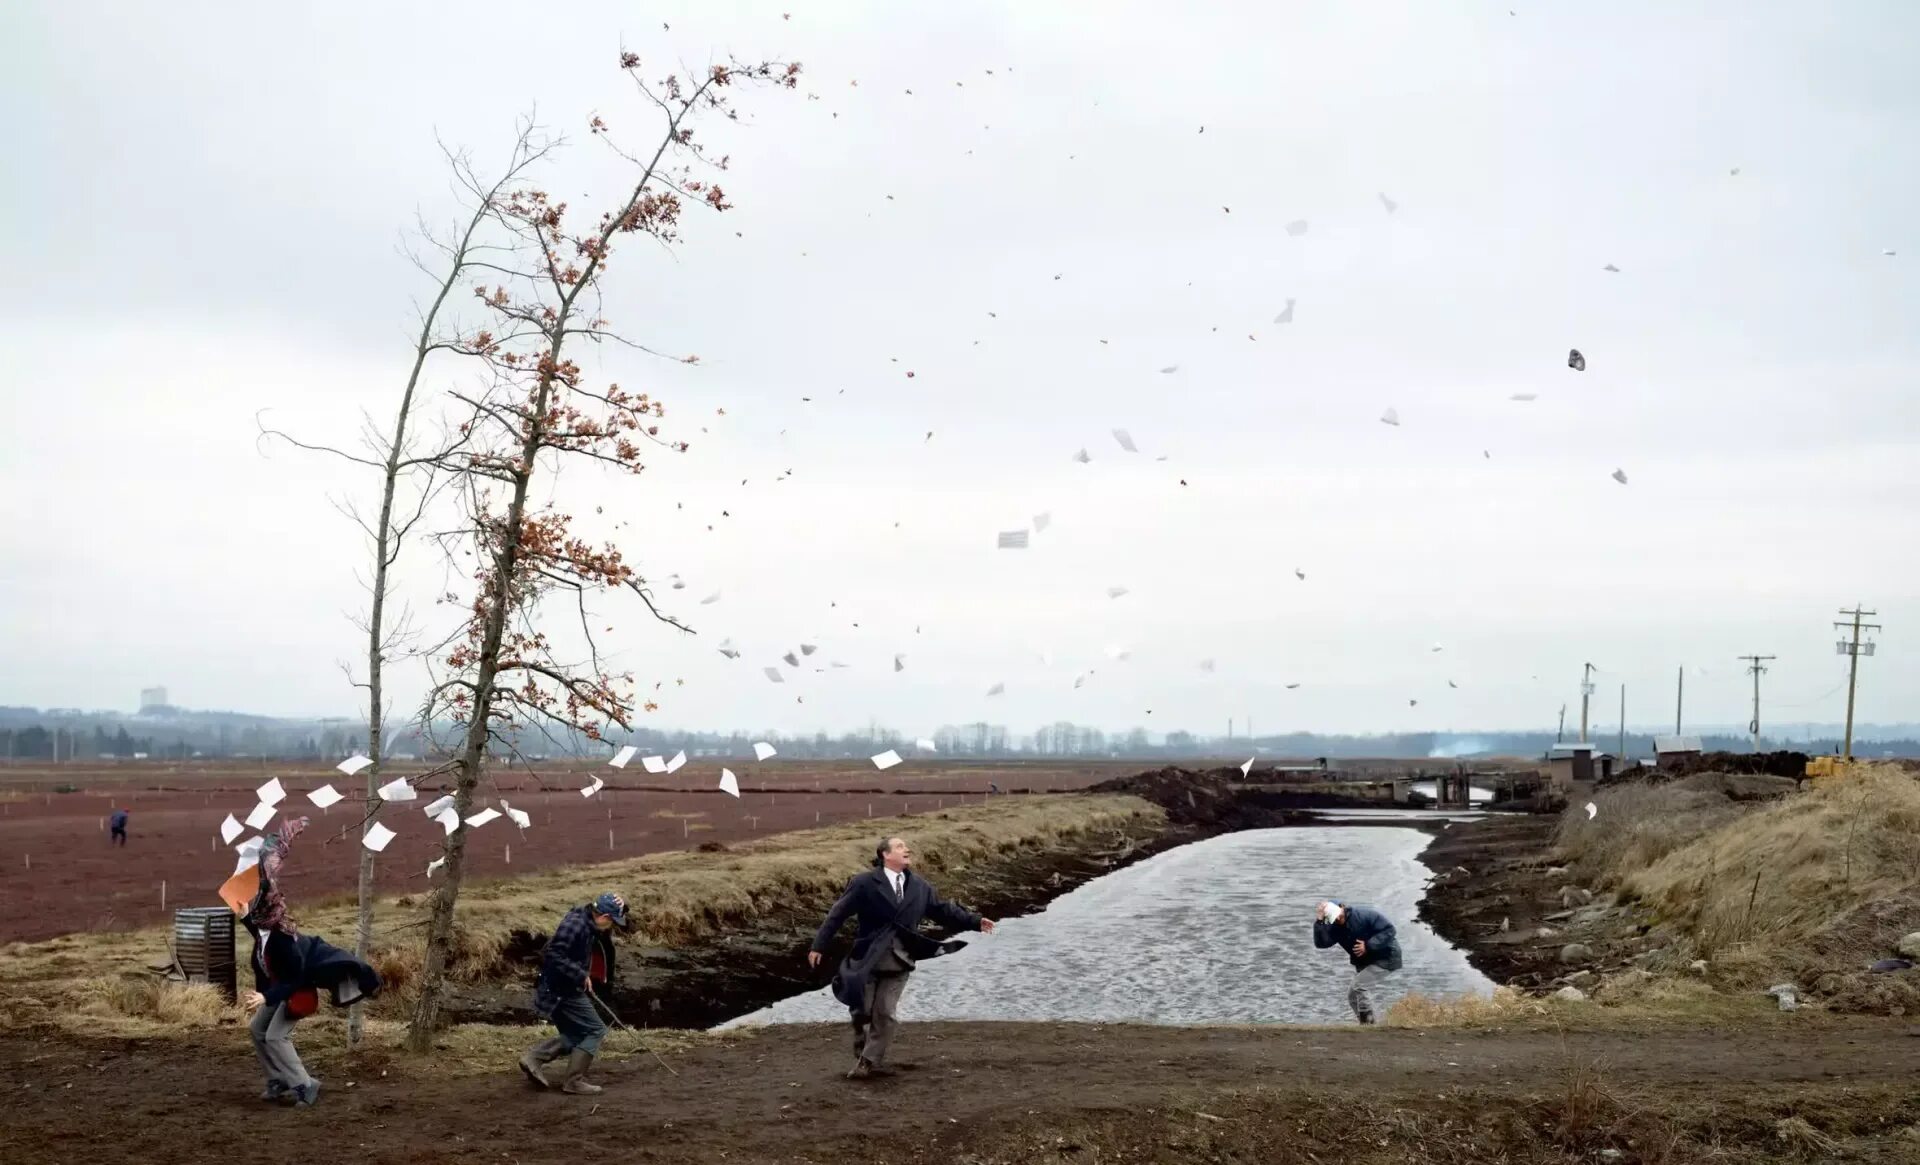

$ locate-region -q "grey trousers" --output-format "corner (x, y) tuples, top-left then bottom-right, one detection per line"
(249, 1002), (312, 1089)
(1348, 963), (1395, 1021)
(856, 941), (913, 1067)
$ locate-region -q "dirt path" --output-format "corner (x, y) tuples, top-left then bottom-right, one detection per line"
(5, 1018), (1918, 1164)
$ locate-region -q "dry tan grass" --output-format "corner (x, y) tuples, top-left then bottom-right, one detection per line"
(1552, 781), (1750, 889)
(1386, 986), (1546, 1026)
(0, 793), (1161, 1034)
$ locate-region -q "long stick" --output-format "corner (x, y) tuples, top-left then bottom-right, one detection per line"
(587, 988), (680, 1077)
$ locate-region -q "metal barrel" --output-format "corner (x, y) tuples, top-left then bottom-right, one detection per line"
(172, 906), (237, 1001)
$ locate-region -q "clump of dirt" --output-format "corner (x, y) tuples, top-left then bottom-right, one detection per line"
(1615, 750), (1810, 781)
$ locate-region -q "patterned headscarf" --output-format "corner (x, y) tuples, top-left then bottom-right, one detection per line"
(246, 815), (310, 936)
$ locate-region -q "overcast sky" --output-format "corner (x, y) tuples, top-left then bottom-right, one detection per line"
(2, 1), (1915, 739)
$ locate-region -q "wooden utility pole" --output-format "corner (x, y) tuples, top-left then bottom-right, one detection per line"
(1579, 663), (1596, 743)
(1557, 704), (1567, 743)
(1738, 654), (1776, 752)
(1675, 666), (1684, 735)
(1618, 684), (1626, 760)
(1834, 606), (1881, 761)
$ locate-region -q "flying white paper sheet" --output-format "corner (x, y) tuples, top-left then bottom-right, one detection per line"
(427, 857), (445, 878)
(245, 802), (277, 831)
(915, 738), (937, 752)
(1379, 408), (1400, 427)
(1274, 298), (1295, 325)
(1378, 191), (1398, 214)
(717, 640), (741, 660)
(1568, 348), (1586, 372)
(1073, 673), (1089, 689)
(1199, 659), (1216, 672)
(799, 644), (818, 656)
(1105, 644), (1131, 661)
(753, 741), (777, 761)
(465, 808), (502, 830)
(665, 750), (687, 774)
(502, 802), (531, 829)
(336, 756), (373, 778)
(764, 667), (785, 683)
(1585, 801), (1598, 820)
(219, 814), (245, 844)
(871, 749), (903, 771)
(582, 776), (605, 798)
(1285, 219), (1309, 236)
(893, 654), (905, 673)
(1107, 586), (1130, 599)
(701, 590), (722, 605)
(1032, 512), (1052, 533)
(435, 808), (460, 835)
(422, 795), (455, 818)
(1158, 365), (1179, 374)
(610, 745), (637, 769)
(377, 777), (416, 802)
(783, 651), (800, 667)
(719, 769), (740, 797)
(1072, 448), (1091, 464)
(233, 836), (267, 876)
(642, 754), (669, 773)
(1509, 393), (1538, 402)
(1240, 757), (1255, 776)
(1611, 468), (1629, 484)
(997, 530), (1030, 549)
(256, 778), (286, 807)
(1111, 428), (1138, 453)
(307, 784), (343, 809)
(363, 822), (397, 853)
(1603, 263), (1621, 272)
(987, 682), (1005, 696)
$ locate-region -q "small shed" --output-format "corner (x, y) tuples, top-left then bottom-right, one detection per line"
(1546, 742), (1615, 786)
(1653, 735), (1704, 770)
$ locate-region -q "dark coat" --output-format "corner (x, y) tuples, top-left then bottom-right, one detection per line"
(811, 867), (983, 1015)
(534, 904), (615, 1019)
(1313, 902), (1403, 971)
(243, 921), (382, 1009)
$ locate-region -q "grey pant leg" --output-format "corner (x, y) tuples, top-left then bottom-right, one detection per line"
(250, 1003), (312, 1088)
(861, 971), (910, 1067)
(1348, 963), (1393, 1021)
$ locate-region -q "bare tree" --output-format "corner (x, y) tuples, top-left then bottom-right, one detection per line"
(261, 125), (554, 1045)
(403, 52), (800, 1052)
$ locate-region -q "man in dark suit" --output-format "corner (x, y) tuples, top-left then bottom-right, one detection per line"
(809, 836), (995, 1078)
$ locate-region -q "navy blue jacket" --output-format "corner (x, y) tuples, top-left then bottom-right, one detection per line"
(243, 922), (382, 1008)
(110, 810), (128, 829)
(812, 867), (983, 1015)
(1313, 903), (1403, 971)
(534, 904), (615, 1018)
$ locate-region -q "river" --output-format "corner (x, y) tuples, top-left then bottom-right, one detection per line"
(722, 825), (1492, 1029)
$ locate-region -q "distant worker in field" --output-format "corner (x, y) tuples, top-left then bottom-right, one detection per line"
(519, 892), (629, 1095)
(1313, 899), (1403, 1024)
(809, 836), (996, 1078)
(108, 806), (128, 846)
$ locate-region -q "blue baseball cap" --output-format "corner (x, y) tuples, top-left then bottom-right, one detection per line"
(592, 892), (629, 926)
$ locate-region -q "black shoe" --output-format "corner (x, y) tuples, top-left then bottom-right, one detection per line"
(846, 1059), (873, 1079)
(260, 1082), (290, 1103)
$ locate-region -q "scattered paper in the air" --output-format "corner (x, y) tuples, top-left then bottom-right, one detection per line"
(1158, 365), (1179, 375)
(1603, 264), (1620, 273)
(336, 756), (372, 778)
(427, 857), (445, 879)
(1072, 447), (1091, 464)
(219, 814), (245, 845)
(582, 776), (604, 798)
(1112, 428), (1138, 453)
(717, 640), (741, 660)
(245, 802), (277, 831)
(871, 749), (903, 770)
(1295, 568), (1306, 580)
(764, 667), (785, 683)
(1611, 468), (1629, 484)
(987, 682), (1005, 696)
(1274, 298), (1295, 325)
(1032, 512), (1052, 533)
(1105, 644), (1132, 661)
(1432, 643), (1445, 653)
(1509, 393), (1538, 401)
(362, 822), (397, 853)
(307, 784), (343, 809)
(1568, 348), (1586, 372)
(422, 794), (455, 818)
(783, 651), (800, 667)
(915, 738), (937, 752)
(1378, 191), (1398, 214)
(377, 777), (416, 802)
(894, 654), (906, 673)
(701, 590), (722, 605)
(1073, 672), (1089, 689)
(997, 529), (1030, 549)
(799, 643), (818, 656)
(1585, 801), (1598, 821)
(232, 835), (267, 876)
(642, 754), (669, 774)
(1240, 757), (1255, 776)
(753, 741), (777, 761)
(1107, 586), (1129, 600)
(611, 745), (637, 769)
(1285, 219), (1308, 236)
(718, 768), (741, 797)
(465, 808), (502, 830)
(665, 750), (687, 774)
(435, 808), (460, 835)
(257, 778), (286, 806)
(1379, 408), (1400, 427)
(501, 802), (531, 829)
(1199, 659), (1216, 673)
(1883, 249), (1896, 257)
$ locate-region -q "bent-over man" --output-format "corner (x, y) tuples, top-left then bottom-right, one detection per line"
(1313, 899), (1403, 1024)
(809, 836), (995, 1078)
(520, 892), (627, 1095)
(109, 806), (129, 846)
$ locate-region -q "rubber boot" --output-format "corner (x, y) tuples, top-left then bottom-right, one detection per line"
(519, 1037), (566, 1089)
(561, 1049), (603, 1095)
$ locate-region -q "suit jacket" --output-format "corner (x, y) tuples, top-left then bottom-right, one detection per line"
(812, 867), (983, 1014)
(243, 921), (382, 1009)
(1313, 902), (1403, 971)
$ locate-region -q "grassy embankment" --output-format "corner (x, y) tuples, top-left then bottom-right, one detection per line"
(1391, 761), (1920, 1025)
(0, 793), (1161, 1042)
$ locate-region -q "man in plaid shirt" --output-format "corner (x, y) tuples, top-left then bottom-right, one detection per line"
(519, 891), (628, 1095)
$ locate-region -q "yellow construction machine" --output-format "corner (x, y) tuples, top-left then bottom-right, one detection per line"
(1805, 755), (1865, 786)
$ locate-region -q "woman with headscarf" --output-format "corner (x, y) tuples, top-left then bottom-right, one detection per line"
(239, 816), (381, 1106)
